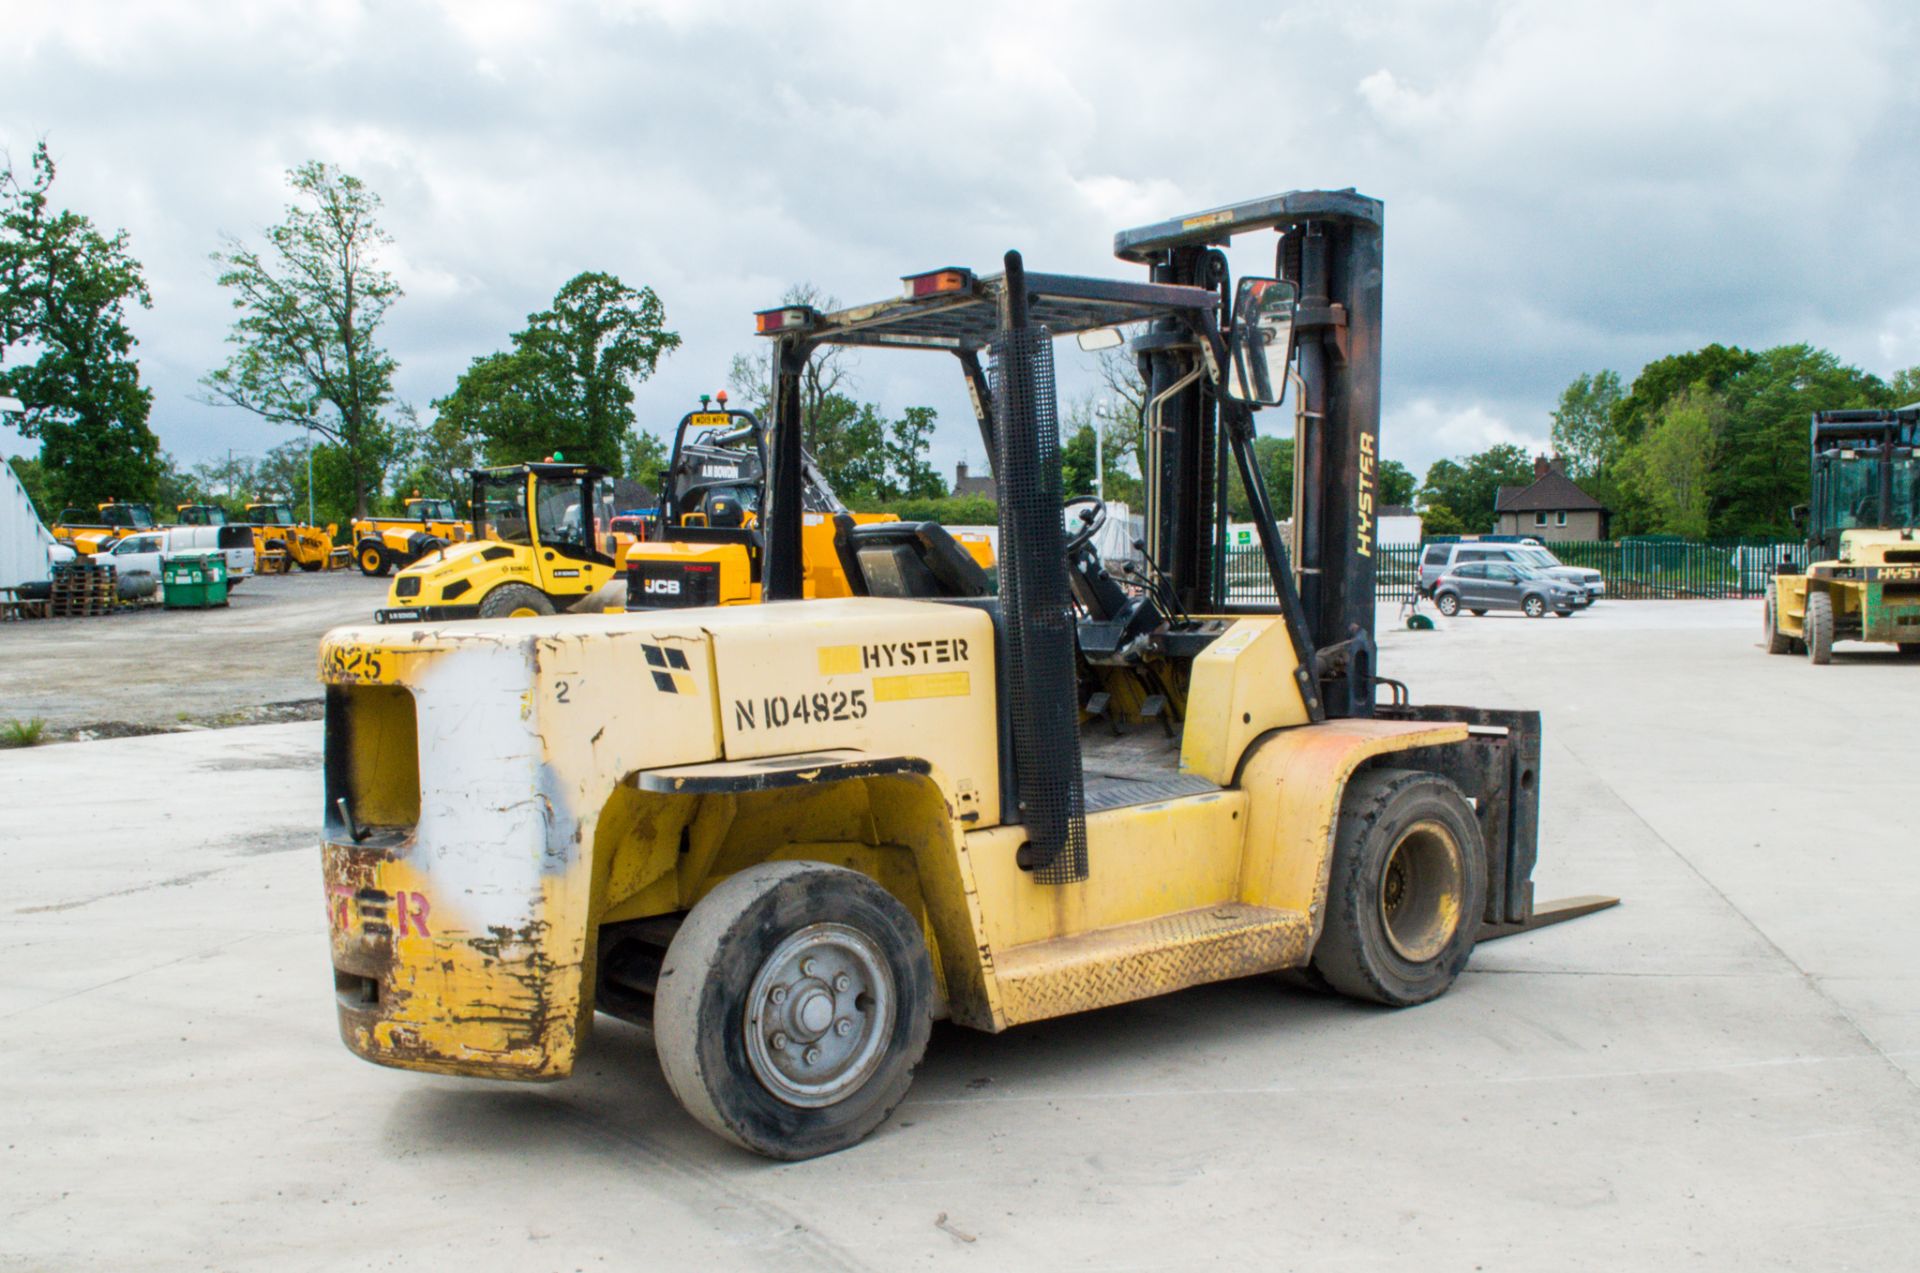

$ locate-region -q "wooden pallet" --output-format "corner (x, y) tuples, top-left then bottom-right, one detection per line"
(49, 561), (117, 617)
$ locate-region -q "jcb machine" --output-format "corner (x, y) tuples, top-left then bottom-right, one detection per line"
(173, 504), (231, 527)
(51, 501), (158, 554)
(245, 502), (343, 572)
(320, 191), (1607, 1159)
(373, 461), (619, 621)
(351, 496), (471, 577)
(1766, 408), (1920, 662)
(622, 396), (976, 609)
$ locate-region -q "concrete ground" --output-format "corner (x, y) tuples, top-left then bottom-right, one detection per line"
(4, 600), (1918, 1270)
(0, 569), (387, 737)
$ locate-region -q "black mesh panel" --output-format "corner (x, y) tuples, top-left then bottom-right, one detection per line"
(990, 327), (1088, 884)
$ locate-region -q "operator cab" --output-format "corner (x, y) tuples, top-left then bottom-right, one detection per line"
(472, 463), (618, 564)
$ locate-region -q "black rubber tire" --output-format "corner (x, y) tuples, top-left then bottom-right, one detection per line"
(1469, 609), (1488, 617)
(297, 557), (322, 573)
(476, 583), (555, 618)
(357, 541), (390, 578)
(1898, 643), (1920, 659)
(1310, 767), (1487, 1008)
(1522, 594), (1547, 618)
(1435, 592), (1461, 617)
(654, 861), (934, 1160)
(1555, 610), (1573, 618)
(1805, 590), (1833, 665)
(1764, 584), (1793, 655)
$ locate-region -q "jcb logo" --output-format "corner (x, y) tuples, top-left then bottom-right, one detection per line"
(644, 577), (681, 596)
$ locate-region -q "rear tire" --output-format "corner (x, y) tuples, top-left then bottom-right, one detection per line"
(1435, 592), (1460, 617)
(476, 583), (555, 618)
(1469, 608), (1488, 617)
(1310, 768), (1487, 1008)
(654, 862), (933, 1160)
(1805, 590), (1833, 665)
(1764, 584), (1793, 654)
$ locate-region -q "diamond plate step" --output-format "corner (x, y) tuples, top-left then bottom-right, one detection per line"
(992, 902), (1310, 1027)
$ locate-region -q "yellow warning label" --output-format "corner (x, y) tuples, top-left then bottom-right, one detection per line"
(873, 671), (971, 702)
(1181, 210), (1234, 231)
(817, 645), (861, 675)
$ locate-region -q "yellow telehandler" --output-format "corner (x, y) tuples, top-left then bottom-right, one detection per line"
(351, 497), (471, 577)
(244, 501), (344, 573)
(320, 190), (1610, 1159)
(51, 501), (158, 554)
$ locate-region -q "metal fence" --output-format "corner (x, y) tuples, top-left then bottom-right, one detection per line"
(1222, 538), (1808, 605)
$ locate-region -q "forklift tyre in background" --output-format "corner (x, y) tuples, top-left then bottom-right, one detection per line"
(1311, 768), (1487, 1008)
(1765, 583), (1794, 655)
(298, 556), (322, 572)
(654, 861), (934, 1160)
(476, 583), (554, 619)
(1804, 590), (1834, 665)
(358, 542), (390, 577)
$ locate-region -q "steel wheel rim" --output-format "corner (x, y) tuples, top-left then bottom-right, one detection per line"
(508, 606), (537, 618)
(361, 550), (380, 571)
(1378, 819), (1464, 963)
(744, 921), (895, 1108)
(1524, 596), (1544, 617)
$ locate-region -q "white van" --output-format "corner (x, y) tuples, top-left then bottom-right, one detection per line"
(98, 524), (255, 588)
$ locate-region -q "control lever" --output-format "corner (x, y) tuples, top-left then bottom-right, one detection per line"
(1126, 538), (1191, 624)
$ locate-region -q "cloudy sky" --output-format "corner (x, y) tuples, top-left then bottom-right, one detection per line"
(4, 0), (1918, 484)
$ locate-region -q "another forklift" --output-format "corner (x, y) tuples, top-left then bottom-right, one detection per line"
(373, 461), (620, 621)
(350, 496), (471, 578)
(621, 394), (972, 609)
(1766, 408), (1920, 662)
(319, 190), (1606, 1159)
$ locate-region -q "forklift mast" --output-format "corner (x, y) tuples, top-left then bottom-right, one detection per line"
(1115, 190), (1384, 717)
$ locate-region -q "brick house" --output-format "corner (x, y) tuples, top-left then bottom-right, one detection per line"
(952, 459), (997, 501)
(1493, 456), (1609, 541)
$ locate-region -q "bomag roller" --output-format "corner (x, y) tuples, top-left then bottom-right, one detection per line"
(320, 191), (1611, 1159)
(1766, 408), (1920, 663)
(622, 394), (988, 610)
(245, 501), (344, 573)
(351, 497), (471, 578)
(374, 461), (621, 622)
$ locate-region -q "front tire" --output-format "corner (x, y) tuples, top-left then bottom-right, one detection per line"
(1469, 609), (1488, 617)
(654, 862), (934, 1160)
(1435, 592), (1460, 617)
(1522, 594), (1546, 618)
(357, 542), (390, 577)
(476, 583), (555, 618)
(1310, 768), (1487, 1007)
(1764, 584), (1793, 654)
(1805, 590), (1834, 665)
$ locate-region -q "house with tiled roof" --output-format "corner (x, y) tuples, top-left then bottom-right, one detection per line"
(1494, 456), (1609, 541)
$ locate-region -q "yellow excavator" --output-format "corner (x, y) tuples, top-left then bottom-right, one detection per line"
(319, 190), (1612, 1160)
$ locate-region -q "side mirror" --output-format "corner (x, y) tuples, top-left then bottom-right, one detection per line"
(1075, 327), (1125, 353)
(1222, 277), (1297, 407)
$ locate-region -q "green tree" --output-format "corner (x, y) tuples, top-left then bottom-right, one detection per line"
(620, 428), (669, 495)
(1549, 370), (1623, 481)
(0, 142), (159, 511)
(1890, 365), (1920, 404)
(437, 271), (679, 475)
(1061, 422), (1099, 497)
(1417, 444), (1534, 533)
(7, 454), (49, 520)
(886, 405), (944, 498)
(204, 162), (402, 517)
(1226, 435), (1295, 520)
(1378, 458), (1416, 507)
(1621, 385), (1721, 538)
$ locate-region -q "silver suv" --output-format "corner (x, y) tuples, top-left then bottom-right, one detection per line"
(1419, 540), (1603, 604)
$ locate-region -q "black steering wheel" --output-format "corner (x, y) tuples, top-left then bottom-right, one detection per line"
(1063, 495), (1108, 556)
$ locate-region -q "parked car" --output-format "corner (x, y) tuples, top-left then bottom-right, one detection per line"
(1431, 561), (1585, 618)
(98, 525), (254, 589)
(1419, 539), (1604, 604)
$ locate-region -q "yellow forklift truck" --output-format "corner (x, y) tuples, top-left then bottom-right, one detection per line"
(622, 396), (983, 609)
(51, 501), (158, 554)
(320, 191), (1610, 1159)
(373, 461), (619, 621)
(245, 501), (344, 572)
(351, 496), (471, 577)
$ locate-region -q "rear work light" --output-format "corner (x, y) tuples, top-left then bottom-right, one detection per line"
(755, 306), (819, 335)
(901, 267), (974, 299)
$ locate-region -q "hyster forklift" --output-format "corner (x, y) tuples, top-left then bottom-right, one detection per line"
(351, 496), (471, 578)
(1766, 408), (1920, 662)
(320, 191), (1605, 1159)
(373, 461), (620, 621)
(622, 395), (983, 609)
(245, 501), (344, 573)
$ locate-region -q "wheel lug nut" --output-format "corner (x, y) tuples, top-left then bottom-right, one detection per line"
(801, 958), (817, 977)
(833, 973), (851, 992)
(834, 1019), (851, 1037)
(772, 1032), (789, 1051)
(769, 985), (787, 1004)
(804, 1047), (821, 1064)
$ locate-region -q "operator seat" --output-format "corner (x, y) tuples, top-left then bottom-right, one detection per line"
(831, 515), (993, 599)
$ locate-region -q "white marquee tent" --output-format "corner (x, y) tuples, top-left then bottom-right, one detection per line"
(2, 458), (56, 591)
